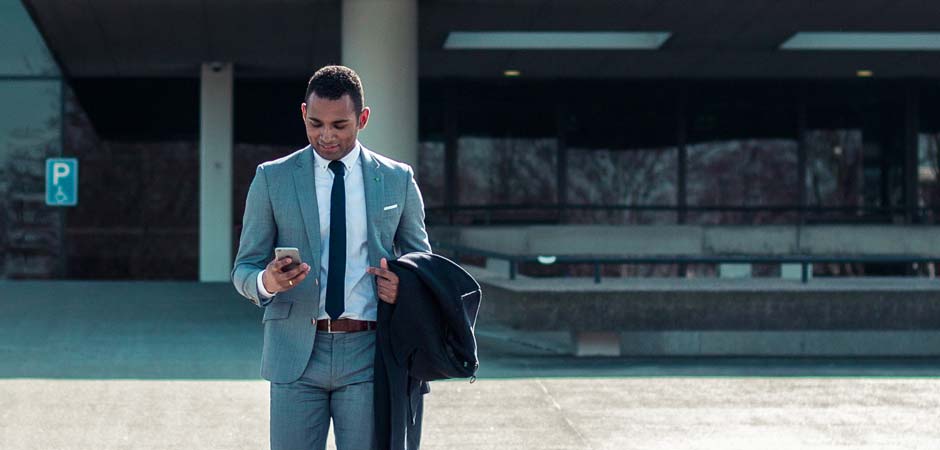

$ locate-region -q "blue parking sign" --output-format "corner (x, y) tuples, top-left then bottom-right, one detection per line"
(46, 158), (78, 206)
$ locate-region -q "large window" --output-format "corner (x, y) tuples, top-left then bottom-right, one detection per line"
(416, 79), (932, 228)
(685, 83), (800, 224)
(805, 129), (863, 211)
(0, 81), (63, 279)
(429, 82), (560, 224)
(565, 82), (678, 224)
(457, 136), (557, 206)
(64, 80), (200, 279)
(5, 72), (934, 280)
(804, 82), (907, 223)
(0, 2), (64, 279)
(417, 141), (445, 208)
(919, 84), (940, 223)
(0, 1), (59, 77)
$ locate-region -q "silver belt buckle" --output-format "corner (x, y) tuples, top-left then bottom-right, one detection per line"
(314, 318), (335, 333)
(325, 318), (347, 333)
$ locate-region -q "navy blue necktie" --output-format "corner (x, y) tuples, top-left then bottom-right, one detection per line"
(326, 160), (346, 320)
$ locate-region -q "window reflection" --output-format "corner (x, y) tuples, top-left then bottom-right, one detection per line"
(567, 146), (677, 224)
(918, 133), (940, 221)
(417, 141), (445, 208)
(805, 129), (864, 210)
(455, 137), (557, 223)
(0, 81), (62, 279)
(0, 1), (60, 76)
(687, 139), (799, 224)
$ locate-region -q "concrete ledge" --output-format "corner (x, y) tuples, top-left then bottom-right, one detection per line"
(451, 226), (530, 254)
(430, 224), (940, 257)
(704, 225), (797, 255)
(467, 265), (940, 356)
(477, 276), (940, 332)
(526, 225), (703, 256)
(800, 226), (940, 256)
(620, 331), (940, 357)
(476, 325), (940, 357)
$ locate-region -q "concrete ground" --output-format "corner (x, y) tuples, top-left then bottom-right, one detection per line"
(2, 281), (940, 449)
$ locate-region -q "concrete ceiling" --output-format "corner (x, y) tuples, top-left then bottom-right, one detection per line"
(22, 0), (940, 79)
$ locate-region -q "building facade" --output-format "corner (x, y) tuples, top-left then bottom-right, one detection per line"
(3, 0), (940, 280)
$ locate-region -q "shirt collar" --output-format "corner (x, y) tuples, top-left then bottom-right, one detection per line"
(312, 141), (361, 173)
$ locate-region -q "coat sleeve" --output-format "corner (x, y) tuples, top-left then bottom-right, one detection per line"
(394, 165), (432, 255)
(231, 164), (277, 307)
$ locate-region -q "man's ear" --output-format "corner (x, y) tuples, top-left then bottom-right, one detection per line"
(301, 102), (307, 121)
(358, 106), (371, 130)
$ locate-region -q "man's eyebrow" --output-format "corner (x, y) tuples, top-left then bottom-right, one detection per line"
(307, 117), (350, 124)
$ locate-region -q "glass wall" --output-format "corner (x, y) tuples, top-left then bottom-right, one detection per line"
(919, 84), (940, 224)
(804, 82), (908, 223)
(416, 79), (926, 230)
(4, 63), (935, 279)
(419, 82), (560, 225)
(457, 137), (557, 206)
(565, 82), (678, 225)
(685, 83), (800, 225)
(0, 2), (63, 279)
(64, 79), (199, 279)
(0, 1), (60, 77)
(417, 141), (445, 208)
(0, 81), (63, 279)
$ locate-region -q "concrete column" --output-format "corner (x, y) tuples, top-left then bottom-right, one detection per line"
(199, 62), (233, 282)
(342, 0), (418, 168)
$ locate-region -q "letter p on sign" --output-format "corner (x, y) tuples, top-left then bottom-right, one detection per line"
(53, 162), (70, 184)
(46, 158), (78, 206)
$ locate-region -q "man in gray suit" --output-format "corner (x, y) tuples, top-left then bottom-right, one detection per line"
(232, 65), (431, 450)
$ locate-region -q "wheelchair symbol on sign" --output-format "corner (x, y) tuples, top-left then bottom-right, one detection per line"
(54, 185), (67, 204)
(52, 163), (71, 204)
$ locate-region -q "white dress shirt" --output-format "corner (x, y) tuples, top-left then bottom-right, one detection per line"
(257, 142), (377, 321)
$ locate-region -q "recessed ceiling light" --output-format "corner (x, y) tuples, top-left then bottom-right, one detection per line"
(444, 31), (672, 50)
(503, 69), (521, 77)
(856, 69), (873, 77)
(781, 32), (940, 51)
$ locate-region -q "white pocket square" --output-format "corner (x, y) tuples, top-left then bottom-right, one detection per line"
(383, 204), (399, 211)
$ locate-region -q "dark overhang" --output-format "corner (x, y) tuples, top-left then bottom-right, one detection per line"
(22, 0), (940, 79)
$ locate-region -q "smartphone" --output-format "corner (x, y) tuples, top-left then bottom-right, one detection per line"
(274, 247), (302, 272)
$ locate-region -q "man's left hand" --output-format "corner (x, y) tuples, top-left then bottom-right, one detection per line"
(367, 258), (399, 304)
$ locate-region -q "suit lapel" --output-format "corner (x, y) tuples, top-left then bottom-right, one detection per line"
(360, 146), (385, 267)
(293, 145), (321, 261)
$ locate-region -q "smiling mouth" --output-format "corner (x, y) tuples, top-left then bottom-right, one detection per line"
(319, 143), (339, 150)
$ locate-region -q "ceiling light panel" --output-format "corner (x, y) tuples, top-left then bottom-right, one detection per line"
(444, 32), (672, 50)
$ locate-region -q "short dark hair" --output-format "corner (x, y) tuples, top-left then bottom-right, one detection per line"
(304, 65), (364, 113)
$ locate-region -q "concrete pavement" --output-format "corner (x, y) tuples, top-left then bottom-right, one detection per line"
(2, 281), (940, 449)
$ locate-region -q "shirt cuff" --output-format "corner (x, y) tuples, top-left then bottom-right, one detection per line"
(257, 271), (275, 299)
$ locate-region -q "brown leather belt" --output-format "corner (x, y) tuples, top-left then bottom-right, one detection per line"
(314, 318), (377, 333)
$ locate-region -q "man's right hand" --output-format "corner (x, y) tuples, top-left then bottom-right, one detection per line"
(261, 257), (311, 294)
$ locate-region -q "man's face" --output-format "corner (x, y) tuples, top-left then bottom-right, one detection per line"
(301, 93), (370, 161)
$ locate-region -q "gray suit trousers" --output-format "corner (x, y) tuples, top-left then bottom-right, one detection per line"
(270, 330), (377, 450)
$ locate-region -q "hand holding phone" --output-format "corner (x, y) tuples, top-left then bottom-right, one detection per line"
(262, 247), (310, 293)
(275, 247), (302, 272)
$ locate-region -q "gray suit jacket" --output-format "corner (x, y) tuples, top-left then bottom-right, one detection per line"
(231, 144), (431, 383)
